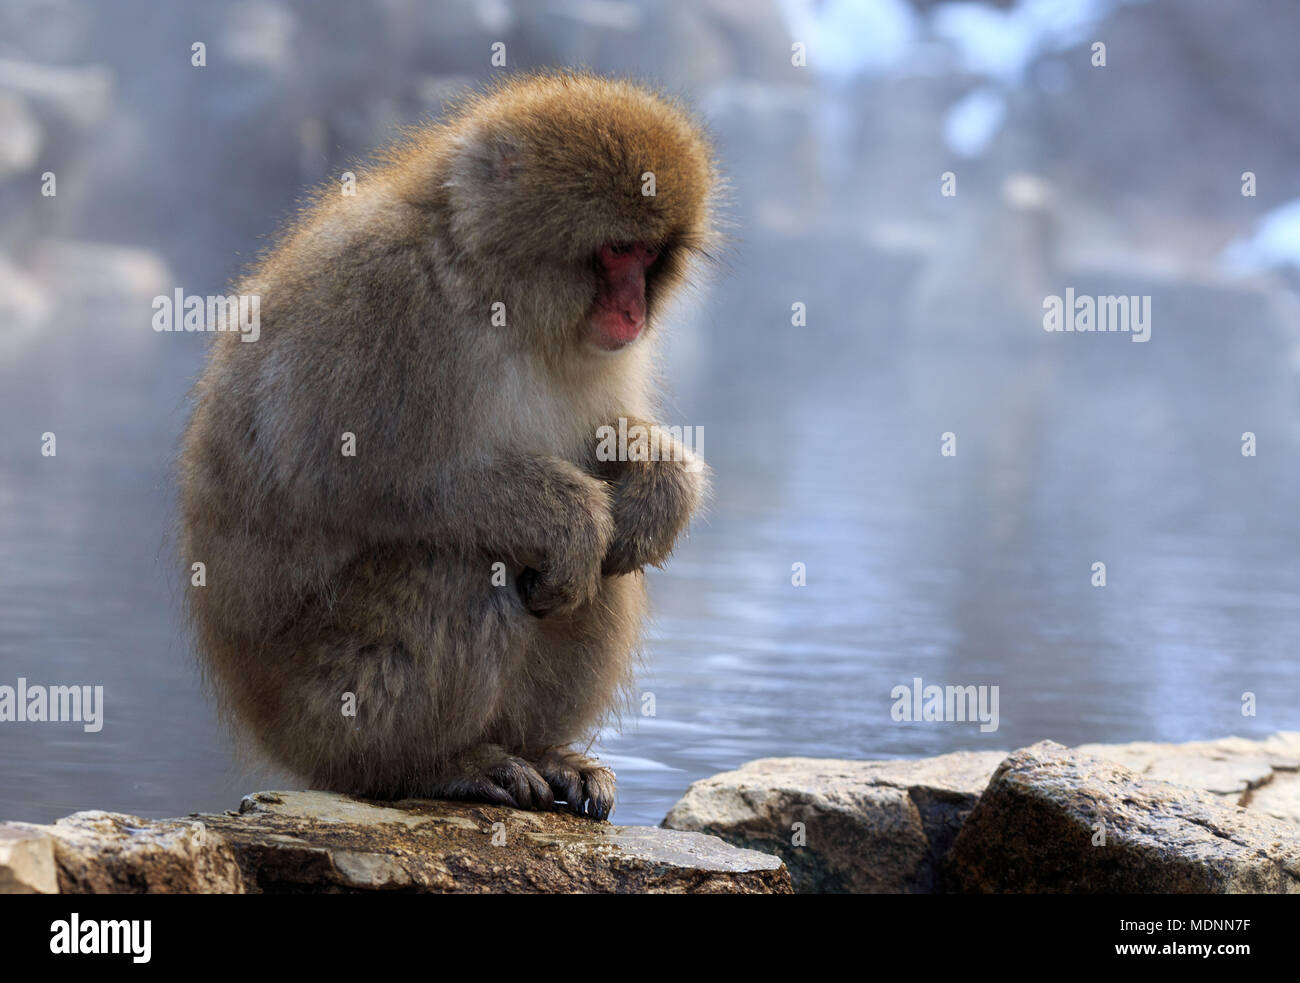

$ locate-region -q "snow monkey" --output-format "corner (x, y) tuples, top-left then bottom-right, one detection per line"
(178, 73), (719, 819)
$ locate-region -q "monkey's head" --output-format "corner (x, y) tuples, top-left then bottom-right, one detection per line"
(437, 72), (718, 355)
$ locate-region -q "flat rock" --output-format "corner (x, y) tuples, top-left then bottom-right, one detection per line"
(0, 825), (58, 894)
(663, 733), (1300, 893)
(1077, 732), (1300, 798)
(945, 741), (1300, 893)
(1245, 772), (1300, 825)
(662, 751), (1007, 892)
(11, 792), (789, 894)
(5, 812), (246, 894)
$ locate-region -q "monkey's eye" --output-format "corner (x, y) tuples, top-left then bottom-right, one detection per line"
(609, 244), (629, 256)
(644, 246), (659, 262)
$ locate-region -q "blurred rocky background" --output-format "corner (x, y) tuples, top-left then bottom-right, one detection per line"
(2, 0), (1298, 827)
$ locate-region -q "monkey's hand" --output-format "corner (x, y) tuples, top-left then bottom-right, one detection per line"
(599, 424), (708, 577)
(515, 469), (615, 617)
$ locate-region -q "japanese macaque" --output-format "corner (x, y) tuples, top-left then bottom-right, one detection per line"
(177, 73), (718, 819)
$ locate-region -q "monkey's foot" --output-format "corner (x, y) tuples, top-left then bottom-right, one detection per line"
(429, 746), (555, 811)
(533, 748), (615, 821)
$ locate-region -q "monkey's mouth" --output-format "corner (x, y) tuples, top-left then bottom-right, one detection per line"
(586, 297), (644, 351)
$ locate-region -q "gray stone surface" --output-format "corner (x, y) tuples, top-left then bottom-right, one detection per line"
(5, 811), (245, 894)
(664, 733), (1300, 893)
(7, 791), (790, 894)
(663, 751), (1007, 892)
(1080, 732), (1300, 828)
(12, 732), (1300, 894)
(1077, 732), (1300, 798)
(945, 741), (1300, 894)
(0, 824), (58, 894)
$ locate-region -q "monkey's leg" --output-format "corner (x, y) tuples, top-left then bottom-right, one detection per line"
(598, 418), (708, 576)
(510, 575), (646, 821)
(252, 544), (561, 810)
(531, 747), (616, 820)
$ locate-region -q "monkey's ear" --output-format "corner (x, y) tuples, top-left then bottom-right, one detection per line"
(454, 126), (523, 186)
(445, 126), (533, 259)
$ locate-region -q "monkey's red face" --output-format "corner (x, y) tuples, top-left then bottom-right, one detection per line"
(586, 243), (660, 351)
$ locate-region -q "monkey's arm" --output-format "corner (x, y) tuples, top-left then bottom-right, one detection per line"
(258, 434), (615, 616)
(597, 419), (708, 577)
(372, 454), (616, 616)
(434, 455), (615, 614)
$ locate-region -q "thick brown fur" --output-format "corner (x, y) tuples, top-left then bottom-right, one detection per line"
(177, 72), (718, 819)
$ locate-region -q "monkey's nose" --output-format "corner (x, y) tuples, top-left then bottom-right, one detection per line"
(610, 267), (646, 332)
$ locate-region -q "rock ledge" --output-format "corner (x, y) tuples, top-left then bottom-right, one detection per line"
(665, 732), (1300, 893)
(2, 790), (791, 894)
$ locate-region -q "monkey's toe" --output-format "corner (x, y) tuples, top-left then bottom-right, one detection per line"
(433, 754), (555, 811)
(534, 748), (616, 821)
(489, 757), (555, 810)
